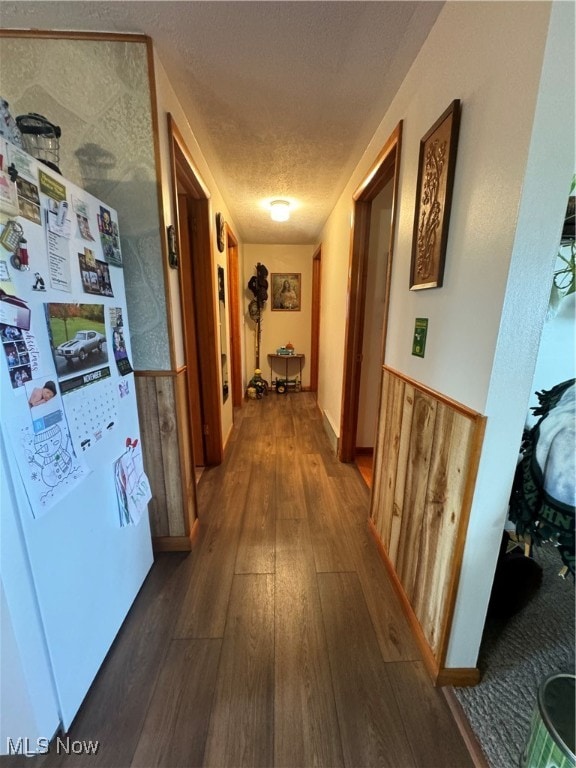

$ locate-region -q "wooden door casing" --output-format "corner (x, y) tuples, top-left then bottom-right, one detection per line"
(226, 225), (243, 408)
(168, 114), (223, 466)
(339, 122), (402, 462)
(177, 193), (205, 465)
(310, 246), (322, 394)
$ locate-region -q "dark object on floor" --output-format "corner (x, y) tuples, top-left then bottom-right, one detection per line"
(487, 533), (543, 620)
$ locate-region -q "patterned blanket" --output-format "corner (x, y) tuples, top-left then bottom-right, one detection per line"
(509, 379), (575, 576)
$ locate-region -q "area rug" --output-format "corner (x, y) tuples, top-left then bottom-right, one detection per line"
(453, 543), (575, 768)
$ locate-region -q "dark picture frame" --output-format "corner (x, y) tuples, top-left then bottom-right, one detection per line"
(271, 273), (301, 311)
(410, 99), (461, 290)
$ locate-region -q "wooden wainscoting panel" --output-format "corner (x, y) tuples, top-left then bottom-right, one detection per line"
(135, 372), (197, 544)
(415, 406), (475, 658)
(395, 388), (437, 600)
(370, 371), (402, 550)
(136, 374), (169, 537)
(154, 376), (186, 537)
(389, 378), (412, 564)
(174, 369), (197, 536)
(369, 367), (485, 678)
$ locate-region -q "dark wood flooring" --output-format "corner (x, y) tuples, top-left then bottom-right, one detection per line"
(5, 393), (476, 768)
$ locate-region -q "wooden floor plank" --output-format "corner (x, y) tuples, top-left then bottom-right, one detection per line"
(235, 454), (276, 574)
(300, 453), (356, 573)
(130, 638), (222, 767)
(386, 661), (476, 768)
(275, 439), (307, 519)
(36, 553), (195, 768)
(203, 574), (274, 768)
(15, 393), (476, 768)
(173, 470), (250, 638)
(329, 474), (421, 662)
(275, 519), (345, 767)
(345, 510), (421, 663)
(318, 571), (417, 768)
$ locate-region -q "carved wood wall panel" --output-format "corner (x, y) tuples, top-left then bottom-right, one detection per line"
(370, 366), (485, 673)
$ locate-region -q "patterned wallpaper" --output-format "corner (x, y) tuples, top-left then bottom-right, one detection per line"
(1, 37), (169, 370)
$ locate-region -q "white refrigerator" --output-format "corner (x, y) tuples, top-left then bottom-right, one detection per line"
(0, 139), (153, 746)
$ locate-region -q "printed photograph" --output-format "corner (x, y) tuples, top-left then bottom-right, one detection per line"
(78, 251), (114, 297)
(46, 302), (108, 380)
(271, 273), (301, 311)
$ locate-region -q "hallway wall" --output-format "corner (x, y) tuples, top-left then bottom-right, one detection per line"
(317, 0), (575, 668)
(243, 243), (315, 389)
(152, 52), (241, 447)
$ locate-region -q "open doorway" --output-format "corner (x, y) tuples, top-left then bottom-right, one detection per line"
(355, 180), (394, 486)
(168, 114), (223, 467)
(339, 122), (402, 465)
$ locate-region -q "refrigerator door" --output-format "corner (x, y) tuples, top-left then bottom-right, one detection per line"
(0, 142), (153, 730)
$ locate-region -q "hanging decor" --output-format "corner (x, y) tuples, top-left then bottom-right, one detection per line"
(216, 212), (225, 253)
(409, 99), (461, 290)
(246, 262), (269, 397)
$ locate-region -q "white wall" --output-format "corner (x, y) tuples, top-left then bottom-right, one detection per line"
(317, 204), (354, 434)
(243, 244), (314, 388)
(448, 0), (575, 667)
(318, 0), (575, 667)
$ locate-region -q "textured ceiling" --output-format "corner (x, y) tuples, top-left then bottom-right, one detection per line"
(0, 1), (444, 243)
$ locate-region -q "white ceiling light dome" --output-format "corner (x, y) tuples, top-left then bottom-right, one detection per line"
(270, 200), (290, 222)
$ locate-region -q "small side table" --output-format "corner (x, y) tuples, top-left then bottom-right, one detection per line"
(268, 353), (305, 390)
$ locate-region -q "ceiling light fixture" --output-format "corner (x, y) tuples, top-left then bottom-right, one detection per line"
(270, 199), (290, 222)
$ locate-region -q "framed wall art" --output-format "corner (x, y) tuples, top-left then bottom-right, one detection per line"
(410, 99), (461, 290)
(271, 273), (301, 311)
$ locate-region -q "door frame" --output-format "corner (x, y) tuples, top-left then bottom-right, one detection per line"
(226, 224), (243, 408)
(176, 193), (205, 466)
(167, 114), (223, 465)
(310, 245), (322, 393)
(339, 121), (402, 462)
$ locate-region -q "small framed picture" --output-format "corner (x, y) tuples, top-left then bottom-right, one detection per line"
(271, 273), (301, 311)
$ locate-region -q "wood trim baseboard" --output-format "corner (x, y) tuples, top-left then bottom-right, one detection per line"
(152, 534), (192, 552)
(134, 368), (185, 378)
(442, 688), (490, 768)
(152, 516), (200, 551)
(436, 667), (481, 687)
(0, 30), (150, 43)
(189, 517), (200, 546)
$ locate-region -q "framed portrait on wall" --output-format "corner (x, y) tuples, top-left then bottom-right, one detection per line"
(271, 273), (301, 311)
